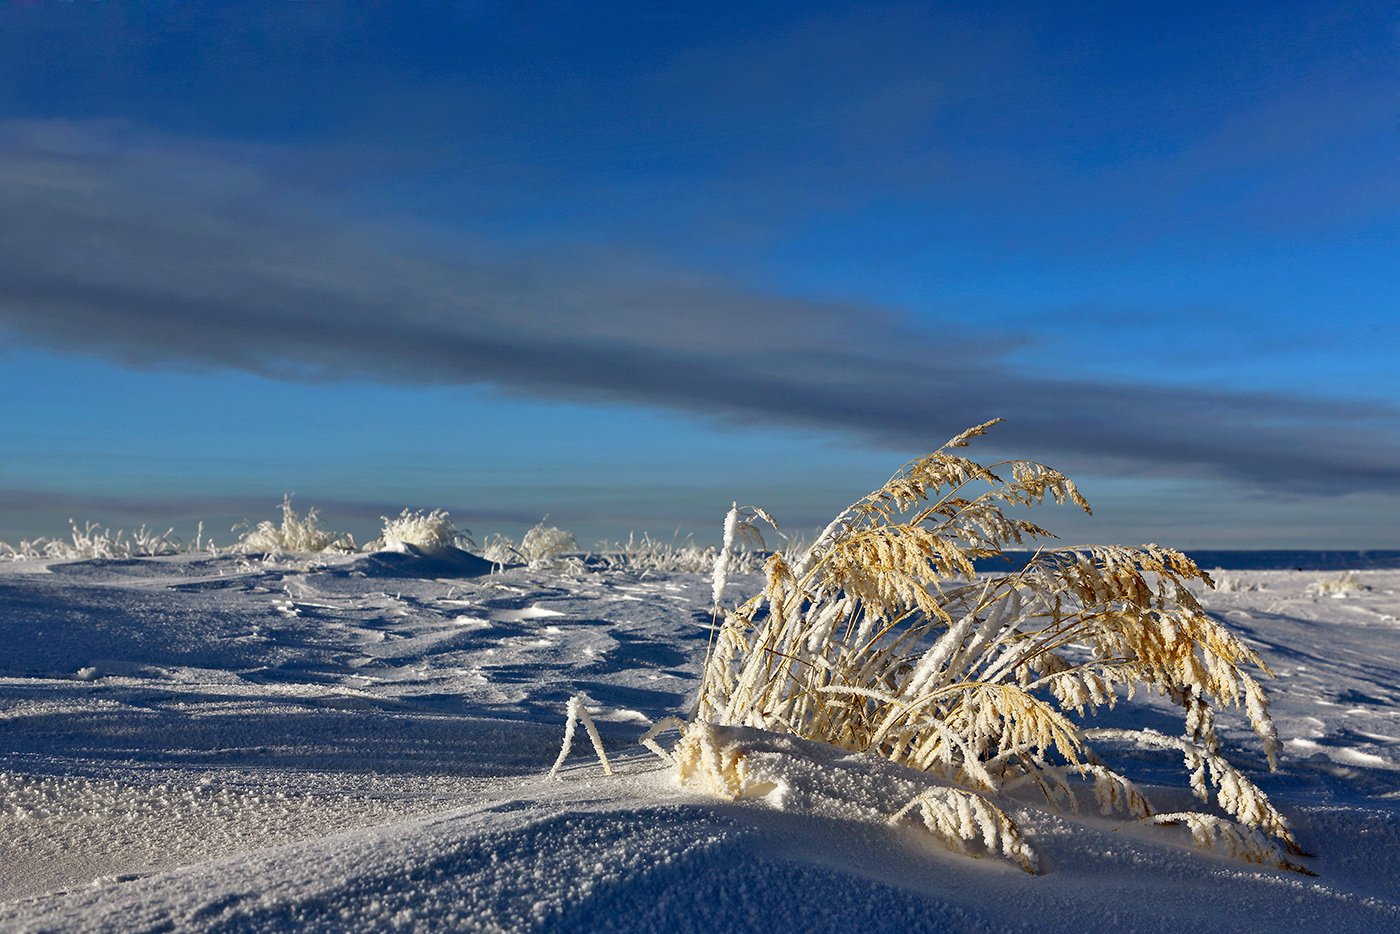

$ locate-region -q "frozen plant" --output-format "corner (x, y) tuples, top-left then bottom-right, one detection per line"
(597, 530), (769, 577)
(1307, 571), (1363, 596)
(479, 533), (521, 568)
(711, 502), (776, 610)
(662, 419), (1306, 874)
(0, 521), (182, 561)
(548, 696), (614, 780)
(475, 522), (579, 571)
(120, 523), (184, 557)
(1212, 570), (1262, 593)
(0, 537), (52, 561)
(372, 508), (472, 554)
(518, 521), (579, 570)
(596, 532), (720, 574)
(235, 497), (354, 554)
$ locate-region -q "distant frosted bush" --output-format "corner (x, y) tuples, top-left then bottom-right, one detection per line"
(475, 523), (578, 571)
(235, 498), (354, 554)
(597, 533), (721, 574)
(1307, 571), (1363, 596)
(372, 508), (472, 554)
(655, 419), (1306, 874)
(479, 533), (521, 568)
(0, 537), (50, 561)
(520, 522), (579, 570)
(595, 530), (776, 577)
(1212, 569), (1262, 593)
(0, 520), (182, 561)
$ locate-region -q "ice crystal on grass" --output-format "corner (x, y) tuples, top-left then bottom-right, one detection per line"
(889, 786), (1038, 873)
(670, 419), (1305, 873)
(711, 502), (776, 610)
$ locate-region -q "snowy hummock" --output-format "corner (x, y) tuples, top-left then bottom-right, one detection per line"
(1, 555), (1398, 931)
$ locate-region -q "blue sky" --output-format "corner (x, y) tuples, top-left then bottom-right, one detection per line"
(1, 1), (1396, 548)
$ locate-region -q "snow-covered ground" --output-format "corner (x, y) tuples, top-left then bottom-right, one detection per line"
(1, 554), (1397, 931)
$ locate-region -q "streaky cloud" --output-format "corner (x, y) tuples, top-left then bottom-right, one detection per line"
(2, 119), (1397, 494)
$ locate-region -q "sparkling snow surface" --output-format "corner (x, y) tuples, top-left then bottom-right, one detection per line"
(1, 555), (1398, 931)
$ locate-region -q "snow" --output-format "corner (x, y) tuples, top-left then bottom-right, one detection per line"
(1, 555), (1397, 931)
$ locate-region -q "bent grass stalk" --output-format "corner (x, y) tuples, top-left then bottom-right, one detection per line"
(549, 696), (614, 779)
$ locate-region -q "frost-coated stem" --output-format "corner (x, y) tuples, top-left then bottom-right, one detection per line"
(712, 502), (740, 610)
(639, 716), (686, 765)
(548, 695), (614, 779)
(577, 700), (614, 775)
(547, 700), (580, 780)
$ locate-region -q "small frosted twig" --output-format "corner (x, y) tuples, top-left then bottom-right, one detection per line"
(547, 703), (580, 780)
(887, 794), (923, 825)
(639, 716), (686, 765)
(548, 695), (614, 780)
(577, 700), (614, 775)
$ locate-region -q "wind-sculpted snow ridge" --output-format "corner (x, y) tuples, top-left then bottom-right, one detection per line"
(685, 420), (1307, 873)
(0, 542), (1398, 929)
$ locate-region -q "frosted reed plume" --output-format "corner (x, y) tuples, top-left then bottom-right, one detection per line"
(669, 419), (1305, 873)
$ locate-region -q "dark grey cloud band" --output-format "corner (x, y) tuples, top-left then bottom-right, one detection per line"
(3, 121), (1396, 493)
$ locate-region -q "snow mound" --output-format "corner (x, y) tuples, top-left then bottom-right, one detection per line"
(347, 544), (495, 579)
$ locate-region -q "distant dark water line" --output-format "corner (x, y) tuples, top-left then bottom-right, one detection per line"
(971, 551), (1400, 572)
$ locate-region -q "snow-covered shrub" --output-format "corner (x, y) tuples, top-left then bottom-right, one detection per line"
(235, 498), (354, 554)
(1307, 571), (1363, 596)
(670, 419), (1305, 874)
(372, 508), (472, 554)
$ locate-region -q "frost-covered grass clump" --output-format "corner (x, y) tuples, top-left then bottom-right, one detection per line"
(521, 521), (577, 568)
(653, 419), (1306, 874)
(597, 533), (720, 574)
(485, 521), (581, 571)
(597, 531), (773, 575)
(235, 498), (355, 554)
(371, 508), (472, 554)
(0, 520), (185, 561)
(1212, 569), (1263, 593)
(1307, 571), (1364, 597)
(478, 533), (520, 568)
